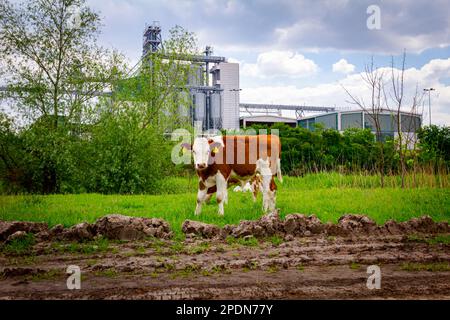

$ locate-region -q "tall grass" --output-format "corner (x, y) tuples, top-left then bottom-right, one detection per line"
(289, 172), (449, 189)
(163, 172), (449, 194)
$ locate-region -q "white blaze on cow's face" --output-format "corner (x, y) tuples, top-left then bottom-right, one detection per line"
(192, 137), (211, 170)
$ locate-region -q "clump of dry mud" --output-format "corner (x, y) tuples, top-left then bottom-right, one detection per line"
(0, 214), (172, 243)
(183, 212), (449, 240)
(1, 213), (449, 244)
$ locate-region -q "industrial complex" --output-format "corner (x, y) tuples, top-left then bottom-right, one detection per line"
(144, 22), (423, 137)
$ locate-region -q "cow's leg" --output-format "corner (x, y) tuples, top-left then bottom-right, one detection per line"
(224, 184), (229, 205)
(195, 181), (209, 215)
(251, 181), (259, 202)
(251, 187), (258, 202)
(251, 175), (262, 202)
(195, 189), (207, 215)
(216, 172), (227, 216)
(257, 158), (274, 212)
(267, 176), (277, 211)
(204, 193), (213, 204)
(205, 186), (216, 204)
(262, 177), (271, 212)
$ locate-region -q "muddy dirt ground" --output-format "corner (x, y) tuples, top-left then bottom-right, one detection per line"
(1, 234), (449, 300)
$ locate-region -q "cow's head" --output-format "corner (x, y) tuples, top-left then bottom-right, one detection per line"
(182, 136), (223, 171)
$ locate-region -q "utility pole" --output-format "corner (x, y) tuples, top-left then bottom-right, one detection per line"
(423, 88), (435, 126)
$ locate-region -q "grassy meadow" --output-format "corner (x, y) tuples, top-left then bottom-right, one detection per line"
(0, 173), (449, 236)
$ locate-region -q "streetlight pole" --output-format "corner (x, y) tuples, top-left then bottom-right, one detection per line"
(423, 88), (435, 126)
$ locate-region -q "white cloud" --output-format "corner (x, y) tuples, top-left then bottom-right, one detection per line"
(241, 58), (450, 126)
(85, 0), (450, 64)
(332, 59), (355, 74)
(240, 50), (318, 79)
(271, 1), (450, 54)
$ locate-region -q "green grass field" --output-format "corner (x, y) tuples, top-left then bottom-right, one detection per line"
(1, 174), (449, 235)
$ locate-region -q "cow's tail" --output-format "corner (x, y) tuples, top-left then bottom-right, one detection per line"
(276, 158), (283, 183)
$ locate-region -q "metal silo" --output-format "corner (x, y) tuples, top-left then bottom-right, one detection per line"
(194, 92), (206, 124)
(210, 92), (222, 129)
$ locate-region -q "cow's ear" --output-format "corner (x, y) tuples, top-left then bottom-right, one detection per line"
(209, 142), (222, 156)
(181, 143), (192, 152)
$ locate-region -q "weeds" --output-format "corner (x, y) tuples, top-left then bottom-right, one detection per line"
(52, 237), (111, 255)
(187, 242), (210, 254)
(28, 269), (61, 282)
(401, 262), (450, 272)
(227, 236), (259, 247)
(350, 262), (361, 270)
(170, 241), (184, 254)
(215, 245), (226, 253)
(201, 269), (211, 276)
(134, 246), (146, 255)
(268, 236), (284, 247)
(427, 235), (450, 245)
(267, 266), (279, 273)
(1, 233), (35, 255)
(406, 234), (450, 245)
(95, 268), (118, 278)
(211, 265), (230, 274)
(171, 265), (201, 278)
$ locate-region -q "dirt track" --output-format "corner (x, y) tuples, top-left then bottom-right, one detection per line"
(1, 234), (449, 300)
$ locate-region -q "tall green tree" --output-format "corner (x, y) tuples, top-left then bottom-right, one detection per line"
(0, 0), (123, 193)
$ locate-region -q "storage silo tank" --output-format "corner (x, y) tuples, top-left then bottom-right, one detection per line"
(194, 92), (206, 123)
(196, 65), (204, 86)
(210, 92), (222, 129)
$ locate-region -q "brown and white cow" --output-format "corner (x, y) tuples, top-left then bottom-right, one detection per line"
(183, 134), (282, 216)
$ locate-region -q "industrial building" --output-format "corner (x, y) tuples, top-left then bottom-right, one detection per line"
(298, 110), (422, 140)
(239, 103), (336, 128)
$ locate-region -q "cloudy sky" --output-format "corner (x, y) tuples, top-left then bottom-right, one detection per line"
(89, 0), (450, 124)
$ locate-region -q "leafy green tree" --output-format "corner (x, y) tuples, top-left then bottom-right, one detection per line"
(0, 0), (123, 193)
